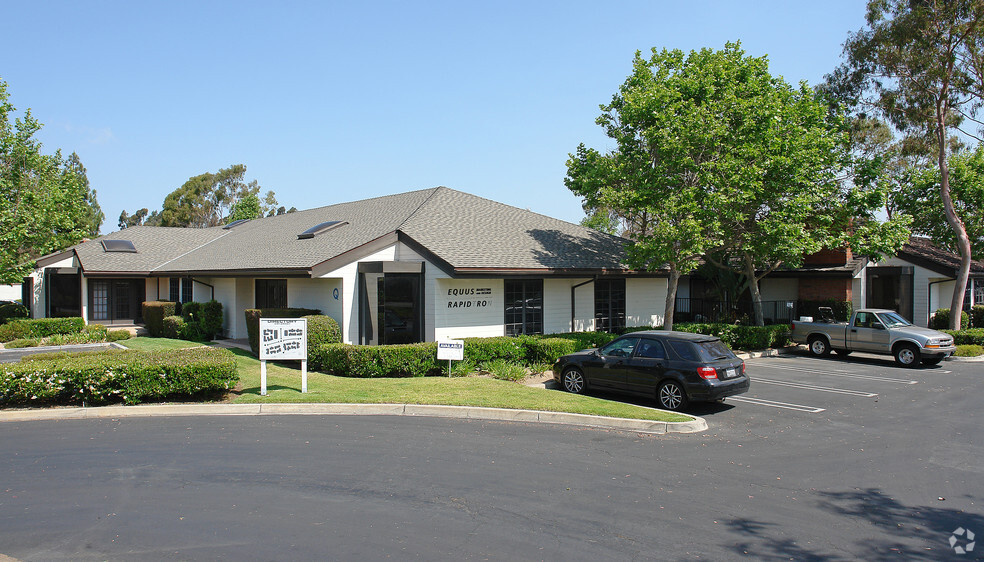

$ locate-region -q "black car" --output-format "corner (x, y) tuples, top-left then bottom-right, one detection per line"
(552, 331), (750, 411)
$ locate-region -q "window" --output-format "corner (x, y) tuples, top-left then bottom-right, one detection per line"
(976, 279), (984, 306)
(636, 339), (666, 359)
(504, 280), (543, 336)
(600, 336), (640, 357)
(594, 279), (626, 333)
(182, 277), (193, 303)
(667, 340), (698, 361)
(169, 278), (180, 302)
(256, 279), (288, 308)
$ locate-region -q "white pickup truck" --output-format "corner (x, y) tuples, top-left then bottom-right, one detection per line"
(790, 308), (956, 367)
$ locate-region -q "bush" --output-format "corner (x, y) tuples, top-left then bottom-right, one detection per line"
(523, 337), (578, 364)
(201, 300), (224, 339)
(797, 300), (853, 322)
(245, 308), (321, 355)
(955, 344), (984, 357)
(106, 329), (132, 342)
(0, 317), (87, 343)
(943, 328), (984, 346)
(0, 347), (238, 406)
(542, 331), (617, 350)
(972, 305), (984, 329)
(304, 315), (342, 351)
(674, 323), (789, 350)
(4, 338), (38, 348)
(142, 301), (177, 337)
(0, 301), (29, 324)
(930, 308), (970, 330)
(481, 359), (528, 381)
(163, 315), (186, 339)
(310, 342), (440, 377)
(460, 336), (525, 364)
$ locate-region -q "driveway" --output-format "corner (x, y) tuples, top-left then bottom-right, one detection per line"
(0, 354), (981, 560)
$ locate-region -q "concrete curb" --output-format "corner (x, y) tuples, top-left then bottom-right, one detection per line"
(0, 402), (707, 435)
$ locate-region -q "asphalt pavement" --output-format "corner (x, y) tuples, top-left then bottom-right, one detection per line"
(0, 352), (982, 560)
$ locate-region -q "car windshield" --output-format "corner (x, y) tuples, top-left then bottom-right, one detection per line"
(877, 311), (911, 328)
(600, 337), (639, 357)
(694, 340), (735, 361)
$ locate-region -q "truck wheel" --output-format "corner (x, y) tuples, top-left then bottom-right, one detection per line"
(808, 335), (830, 357)
(894, 343), (920, 368)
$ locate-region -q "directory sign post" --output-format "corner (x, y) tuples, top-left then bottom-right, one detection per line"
(437, 339), (465, 376)
(259, 318), (308, 396)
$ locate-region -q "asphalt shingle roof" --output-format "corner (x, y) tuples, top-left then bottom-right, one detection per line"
(70, 187), (631, 276)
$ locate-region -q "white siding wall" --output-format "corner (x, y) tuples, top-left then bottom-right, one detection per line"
(868, 256), (949, 327)
(316, 245), (399, 344)
(0, 284), (20, 301)
(626, 278), (668, 328)
(209, 278), (237, 338)
(435, 278), (504, 340)
(289, 278), (343, 325)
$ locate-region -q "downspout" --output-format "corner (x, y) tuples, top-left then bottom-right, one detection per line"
(571, 278), (596, 332)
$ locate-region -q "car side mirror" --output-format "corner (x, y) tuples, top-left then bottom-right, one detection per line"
(872, 322), (885, 330)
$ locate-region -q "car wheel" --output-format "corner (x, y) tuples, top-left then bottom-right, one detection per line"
(894, 343), (920, 368)
(834, 349), (852, 356)
(657, 380), (688, 411)
(562, 367), (586, 394)
(921, 356), (944, 366)
(808, 335), (830, 357)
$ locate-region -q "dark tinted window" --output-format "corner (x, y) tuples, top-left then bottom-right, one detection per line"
(694, 340), (735, 361)
(667, 340), (698, 361)
(636, 338), (666, 359)
(504, 280), (543, 336)
(600, 337), (639, 357)
(256, 279), (288, 308)
(594, 279), (626, 333)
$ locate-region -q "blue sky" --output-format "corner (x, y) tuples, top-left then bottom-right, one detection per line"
(2, 1), (867, 233)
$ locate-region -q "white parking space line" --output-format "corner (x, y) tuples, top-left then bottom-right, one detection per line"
(751, 377), (878, 397)
(728, 396), (826, 413)
(750, 364), (919, 385)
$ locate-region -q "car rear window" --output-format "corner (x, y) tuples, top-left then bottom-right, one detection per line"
(667, 340), (698, 361)
(694, 340), (735, 361)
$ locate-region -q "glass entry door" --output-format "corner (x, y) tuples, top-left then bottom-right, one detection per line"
(88, 279), (145, 324)
(358, 263), (424, 345)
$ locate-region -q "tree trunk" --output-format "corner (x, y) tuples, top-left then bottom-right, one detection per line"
(935, 96), (973, 330)
(663, 265), (680, 331)
(745, 253), (765, 327)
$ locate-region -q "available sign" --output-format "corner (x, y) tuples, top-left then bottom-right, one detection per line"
(437, 339), (465, 361)
(259, 318), (308, 395)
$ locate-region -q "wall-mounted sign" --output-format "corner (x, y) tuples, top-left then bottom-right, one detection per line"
(446, 287), (493, 309)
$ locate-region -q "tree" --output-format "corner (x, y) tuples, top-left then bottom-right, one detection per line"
(830, 0), (984, 329)
(227, 192), (262, 222)
(0, 77), (103, 283)
(567, 43), (903, 328)
(893, 146), (984, 259)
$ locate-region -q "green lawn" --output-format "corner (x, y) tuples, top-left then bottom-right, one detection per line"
(116, 338), (692, 422)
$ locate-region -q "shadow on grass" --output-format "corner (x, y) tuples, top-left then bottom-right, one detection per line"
(722, 487), (983, 560)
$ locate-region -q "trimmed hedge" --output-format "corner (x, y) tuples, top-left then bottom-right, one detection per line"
(522, 337), (579, 364)
(0, 347), (238, 406)
(0, 302), (29, 324)
(541, 331), (617, 351)
(0, 317), (87, 343)
(943, 328), (984, 346)
(674, 323), (790, 350)
(930, 308), (970, 330)
(142, 301), (177, 337)
(797, 300), (853, 322)
(461, 336), (525, 364)
(245, 308), (321, 355)
(304, 315), (342, 350)
(311, 342), (441, 377)
(972, 305), (984, 329)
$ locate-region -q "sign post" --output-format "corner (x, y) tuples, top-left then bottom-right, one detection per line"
(259, 318), (308, 396)
(437, 339), (465, 377)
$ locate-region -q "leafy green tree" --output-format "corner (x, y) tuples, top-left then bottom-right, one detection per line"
(568, 43), (906, 327)
(830, 0), (984, 329)
(894, 147), (984, 259)
(228, 192), (262, 221)
(0, 78), (103, 283)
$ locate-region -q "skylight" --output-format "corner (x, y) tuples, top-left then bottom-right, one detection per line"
(298, 220), (347, 240)
(223, 219), (250, 230)
(101, 239), (137, 253)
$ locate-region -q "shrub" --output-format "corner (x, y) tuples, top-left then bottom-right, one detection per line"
(972, 305), (984, 329)
(142, 301), (177, 337)
(523, 337), (578, 364)
(481, 359), (528, 381)
(797, 300), (853, 322)
(674, 323), (788, 350)
(461, 336), (525, 364)
(163, 315), (186, 339)
(245, 308), (321, 355)
(304, 315), (342, 351)
(955, 344), (984, 357)
(943, 328), (984, 346)
(542, 331), (617, 350)
(0, 317), (87, 342)
(4, 338), (38, 348)
(201, 300), (224, 339)
(106, 329), (132, 342)
(0, 301), (29, 324)
(0, 347), (238, 406)
(930, 308), (970, 330)
(310, 342), (440, 377)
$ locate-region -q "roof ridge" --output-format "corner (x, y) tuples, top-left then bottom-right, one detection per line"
(396, 186), (444, 230)
(150, 230), (233, 272)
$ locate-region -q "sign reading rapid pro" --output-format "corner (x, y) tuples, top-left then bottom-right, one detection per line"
(259, 318), (308, 396)
(446, 286), (493, 309)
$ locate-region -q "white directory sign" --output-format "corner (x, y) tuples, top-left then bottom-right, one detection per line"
(260, 318), (307, 360)
(437, 339), (465, 361)
(259, 318), (308, 395)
